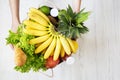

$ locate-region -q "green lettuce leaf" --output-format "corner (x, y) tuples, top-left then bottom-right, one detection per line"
(6, 24), (47, 73)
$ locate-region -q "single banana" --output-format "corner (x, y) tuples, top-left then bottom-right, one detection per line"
(72, 40), (79, 53)
(50, 50), (54, 56)
(28, 12), (49, 27)
(25, 26), (34, 30)
(44, 36), (57, 59)
(29, 34), (51, 44)
(67, 38), (78, 53)
(59, 35), (71, 55)
(23, 20), (48, 30)
(35, 36), (53, 54)
(53, 37), (61, 61)
(60, 45), (65, 57)
(30, 8), (50, 23)
(23, 28), (48, 36)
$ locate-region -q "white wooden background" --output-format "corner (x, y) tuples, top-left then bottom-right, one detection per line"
(0, 0), (120, 80)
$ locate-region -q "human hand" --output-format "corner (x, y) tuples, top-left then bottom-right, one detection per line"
(74, 0), (81, 13)
(9, 0), (20, 49)
(10, 19), (20, 49)
(11, 19), (20, 33)
(9, 0), (20, 33)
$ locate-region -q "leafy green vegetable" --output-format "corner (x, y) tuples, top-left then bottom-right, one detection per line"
(14, 54), (47, 73)
(75, 11), (91, 24)
(6, 31), (21, 45)
(57, 5), (90, 39)
(6, 24), (47, 73)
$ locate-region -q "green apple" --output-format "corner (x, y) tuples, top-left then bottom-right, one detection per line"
(38, 6), (50, 15)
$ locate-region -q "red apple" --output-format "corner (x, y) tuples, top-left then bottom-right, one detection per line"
(45, 56), (60, 68)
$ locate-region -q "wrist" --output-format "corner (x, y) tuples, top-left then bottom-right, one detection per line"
(11, 19), (20, 33)
(12, 17), (20, 23)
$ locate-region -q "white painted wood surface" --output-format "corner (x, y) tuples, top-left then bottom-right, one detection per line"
(0, 0), (120, 80)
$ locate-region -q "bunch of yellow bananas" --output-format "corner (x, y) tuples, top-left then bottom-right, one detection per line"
(23, 8), (78, 61)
